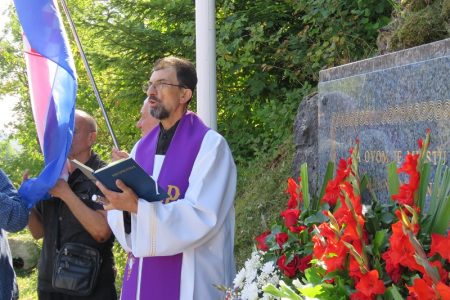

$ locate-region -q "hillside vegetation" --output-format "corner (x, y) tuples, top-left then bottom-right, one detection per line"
(1, 0), (448, 298)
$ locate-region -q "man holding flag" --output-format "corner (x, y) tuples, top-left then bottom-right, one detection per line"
(28, 110), (117, 299)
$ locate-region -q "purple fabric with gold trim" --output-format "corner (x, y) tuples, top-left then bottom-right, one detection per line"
(135, 111), (209, 200)
(122, 111), (209, 299)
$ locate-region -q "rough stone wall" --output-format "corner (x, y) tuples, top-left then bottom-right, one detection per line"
(293, 92), (319, 196)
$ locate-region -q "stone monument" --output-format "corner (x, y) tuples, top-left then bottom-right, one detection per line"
(316, 38), (449, 203)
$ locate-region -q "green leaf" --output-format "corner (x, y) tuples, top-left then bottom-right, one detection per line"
(385, 285), (404, 300)
(373, 229), (388, 255)
(387, 161), (400, 199)
(304, 210), (328, 225)
(305, 266), (325, 285)
(262, 283), (287, 297)
(298, 284), (325, 297)
(263, 281), (303, 299)
(417, 162), (430, 211)
(301, 163), (311, 210)
(380, 211), (395, 225)
(423, 161), (450, 234)
(432, 194), (450, 234)
(360, 174), (368, 194)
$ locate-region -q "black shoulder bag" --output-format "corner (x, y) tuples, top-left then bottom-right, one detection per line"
(52, 202), (102, 296)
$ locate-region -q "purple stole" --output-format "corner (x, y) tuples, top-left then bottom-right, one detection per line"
(121, 111), (209, 300)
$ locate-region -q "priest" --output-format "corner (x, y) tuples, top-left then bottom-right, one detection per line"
(100, 56), (236, 299)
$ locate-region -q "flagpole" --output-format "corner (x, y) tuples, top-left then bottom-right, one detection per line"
(58, 0), (120, 149)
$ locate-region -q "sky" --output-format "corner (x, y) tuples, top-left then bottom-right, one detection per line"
(0, 0), (19, 135)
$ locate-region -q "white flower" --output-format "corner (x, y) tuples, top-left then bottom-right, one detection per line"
(261, 261), (276, 275)
(245, 251), (261, 270)
(228, 251), (282, 300)
(260, 294), (272, 300)
(241, 282), (259, 300)
(233, 268), (246, 289)
(245, 267), (258, 283)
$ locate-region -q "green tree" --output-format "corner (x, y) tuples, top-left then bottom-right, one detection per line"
(1, 0), (392, 165)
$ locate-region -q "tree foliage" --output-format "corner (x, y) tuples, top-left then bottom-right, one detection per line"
(215, 0), (392, 163)
(1, 0), (393, 172)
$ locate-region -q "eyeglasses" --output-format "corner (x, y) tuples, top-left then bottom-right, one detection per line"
(142, 81), (186, 93)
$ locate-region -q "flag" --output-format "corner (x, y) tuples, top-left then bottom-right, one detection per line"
(14, 0), (77, 206)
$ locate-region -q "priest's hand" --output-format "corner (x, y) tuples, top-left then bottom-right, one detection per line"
(96, 179), (139, 213)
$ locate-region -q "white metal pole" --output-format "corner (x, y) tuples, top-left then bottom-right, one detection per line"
(195, 0), (217, 130)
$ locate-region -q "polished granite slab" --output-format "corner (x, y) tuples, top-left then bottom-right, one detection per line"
(318, 38), (449, 203)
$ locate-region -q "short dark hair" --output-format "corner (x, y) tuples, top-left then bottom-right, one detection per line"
(152, 56), (197, 95)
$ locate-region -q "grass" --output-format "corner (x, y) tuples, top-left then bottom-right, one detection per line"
(11, 136), (294, 295)
(16, 263), (38, 300)
(234, 136), (294, 268)
(10, 230), (39, 300)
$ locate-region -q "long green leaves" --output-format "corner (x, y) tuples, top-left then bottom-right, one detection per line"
(300, 163), (310, 210)
(422, 161), (450, 234)
(417, 163), (431, 212)
(387, 161), (400, 198)
(385, 285), (404, 300)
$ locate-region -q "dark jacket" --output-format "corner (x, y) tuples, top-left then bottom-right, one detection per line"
(0, 169), (29, 300)
(36, 154), (116, 299)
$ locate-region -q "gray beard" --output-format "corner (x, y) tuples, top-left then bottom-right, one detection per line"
(150, 105), (170, 120)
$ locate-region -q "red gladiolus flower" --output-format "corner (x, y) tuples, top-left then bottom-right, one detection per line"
(280, 208), (300, 228)
(312, 236), (327, 259)
(418, 138), (423, 149)
(407, 278), (435, 300)
(436, 282), (450, 299)
(321, 157), (352, 206)
(255, 231), (271, 252)
(286, 177), (302, 209)
(398, 154), (419, 175)
(275, 232), (289, 248)
(339, 181), (363, 215)
(322, 242), (347, 273)
(392, 153), (420, 206)
(321, 179), (340, 206)
(382, 250), (403, 283)
(348, 256), (364, 280)
(277, 254), (300, 278)
(350, 291), (371, 300)
(392, 184), (415, 206)
(354, 270), (385, 298)
(384, 221), (424, 273)
(429, 233), (450, 261)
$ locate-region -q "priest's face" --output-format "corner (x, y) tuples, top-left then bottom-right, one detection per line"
(145, 67), (186, 121)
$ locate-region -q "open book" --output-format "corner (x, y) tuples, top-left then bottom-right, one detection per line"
(71, 157), (168, 202)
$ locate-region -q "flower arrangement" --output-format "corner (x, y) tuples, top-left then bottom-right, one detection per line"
(222, 250), (281, 300)
(226, 131), (450, 299)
